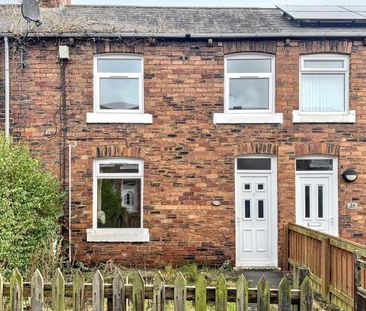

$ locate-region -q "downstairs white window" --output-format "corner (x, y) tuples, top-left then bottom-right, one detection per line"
(87, 158), (149, 242)
(293, 54), (355, 123)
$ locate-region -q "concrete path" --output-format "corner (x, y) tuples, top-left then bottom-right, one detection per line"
(233, 269), (284, 288)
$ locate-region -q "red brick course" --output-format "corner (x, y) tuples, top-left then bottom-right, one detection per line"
(3, 37), (366, 268)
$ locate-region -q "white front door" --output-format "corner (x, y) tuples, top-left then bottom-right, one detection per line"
(236, 157), (277, 267)
(295, 157), (338, 236)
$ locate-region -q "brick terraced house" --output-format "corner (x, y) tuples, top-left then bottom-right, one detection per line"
(1, 1), (366, 268)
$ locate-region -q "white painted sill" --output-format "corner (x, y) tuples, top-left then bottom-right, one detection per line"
(86, 228), (150, 242)
(86, 113), (153, 124)
(213, 113), (283, 124)
(292, 110), (356, 123)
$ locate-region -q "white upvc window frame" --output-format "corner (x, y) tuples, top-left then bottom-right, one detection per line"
(86, 158), (149, 242)
(214, 53), (283, 124)
(87, 54), (152, 124)
(293, 54), (355, 123)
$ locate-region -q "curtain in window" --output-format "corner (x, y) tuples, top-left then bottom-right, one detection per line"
(301, 74), (345, 112)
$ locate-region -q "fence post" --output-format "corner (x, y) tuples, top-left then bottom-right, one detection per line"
(283, 224), (290, 270)
(257, 276), (270, 311)
(10, 269), (23, 311)
(236, 274), (249, 311)
(300, 276), (313, 311)
(52, 268), (65, 311)
(153, 271), (165, 311)
(113, 269), (125, 311)
(354, 251), (361, 311)
(93, 270), (104, 311)
(0, 272), (3, 311)
(215, 274), (227, 311)
(31, 269), (44, 311)
(132, 271), (145, 311)
(278, 276), (291, 311)
(73, 270), (85, 311)
(195, 274), (207, 311)
(174, 272), (187, 311)
(321, 237), (330, 302)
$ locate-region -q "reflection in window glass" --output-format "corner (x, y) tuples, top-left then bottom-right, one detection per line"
(97, 179), (141, 229)
(296, 159), (333, 171)
(100, 78), (139, 110)
(229, 78), (269, 110)
(97, 59), (141, 73)
(237, 158), (271, 170)
(227, 59), (271, 73)
(304, 60), (343, 69)
(100, 163), (139, 174)
(305, 185), (310, 218)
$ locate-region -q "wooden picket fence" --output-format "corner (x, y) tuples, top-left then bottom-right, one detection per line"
(0, 268), (313, 311)
(286, 223), (366, 311)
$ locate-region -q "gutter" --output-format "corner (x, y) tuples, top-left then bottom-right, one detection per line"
(2, 31), (366, 39)
(4, 36), (9, 138)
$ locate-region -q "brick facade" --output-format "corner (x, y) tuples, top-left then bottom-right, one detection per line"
(3, 37), (366, 268)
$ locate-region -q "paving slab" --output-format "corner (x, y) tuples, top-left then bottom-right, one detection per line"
(233, 269), (284, 288)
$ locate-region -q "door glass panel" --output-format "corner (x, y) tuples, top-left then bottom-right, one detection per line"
(258, 200), (264, 219)
(237, 158), (271, 170)
(305, 185), (310, 218)
(296, 159), (333, 171)
(318, 185), (324, 218)
(244, 200), (251, 218)
(244, 184), (251, 191)
(257, 184), (264, 191)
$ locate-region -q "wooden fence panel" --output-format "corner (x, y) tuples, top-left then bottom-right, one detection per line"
(132, 271), (144, 311)
(215, 274), (227, 311)
(113, 270), (125, 311)
(236, 274), (248, 311)
(194, 274), (207, 311)
(52, 268), (65, 311)
(92, 270), (104, 311)
(153, 272), (165, 311)
(31, 269), (44, 311)
(73, 270), (85, 311)
(257, 276), (270, 311)
(10, 269), (23, 311)
(174, 272), (186, 311)
(278, 276), (291, 311)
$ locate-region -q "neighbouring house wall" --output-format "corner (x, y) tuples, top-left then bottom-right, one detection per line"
(8, 37), (366, 268)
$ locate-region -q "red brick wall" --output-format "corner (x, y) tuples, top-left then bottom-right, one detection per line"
(7, 37), (366, 268)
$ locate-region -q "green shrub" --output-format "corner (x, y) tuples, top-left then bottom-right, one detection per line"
(0, 136), (63, 277)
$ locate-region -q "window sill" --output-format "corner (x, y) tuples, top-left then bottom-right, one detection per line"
(86, 228), (150, 242)
(86, 113), (153, 124)
(292, 110), (356, 123)
(213, 113), (283, 124)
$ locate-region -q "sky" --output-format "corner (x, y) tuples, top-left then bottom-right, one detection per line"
(1, 0), (366, 6)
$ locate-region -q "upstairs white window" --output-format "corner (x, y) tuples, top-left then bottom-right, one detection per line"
(225, 54), (275, 113)
(300, 54), (349, 113)
(214, 54), (282, 124)
(87, 158), (149, 242)
(293, 54), (354, 123)
(87, 54), (152, 124)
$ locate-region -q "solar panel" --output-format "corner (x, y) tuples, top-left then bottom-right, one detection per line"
(277, 5), (366, 23)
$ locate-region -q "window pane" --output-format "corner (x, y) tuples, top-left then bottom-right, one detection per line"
(97, 179), (141, 229)
(100, 78), (139, 110)
(304, 59), (344, 69)
(318, 186), (324, 218)
(296, 159), (333, 171)
(97, 58), (141, 73)
(305, 185), (310, 218)
(229, 78), (269, 110)
(100, 163), (139, 174)
(227, 59), (271, 73)
(301, 74), (345, 112)
(258, 200), (264, 219)
(244, 200), (251, 218)
(237, 158), (271, 170)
